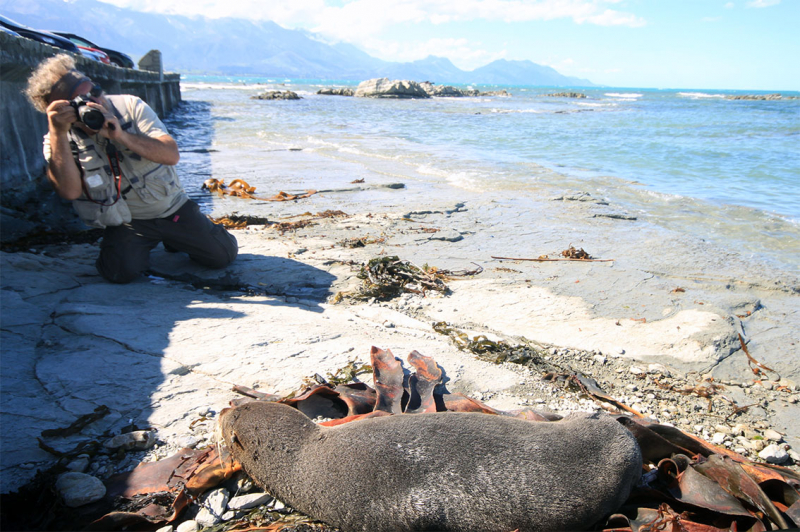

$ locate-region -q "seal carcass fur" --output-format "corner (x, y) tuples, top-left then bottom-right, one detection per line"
(220, 402), (642, 532)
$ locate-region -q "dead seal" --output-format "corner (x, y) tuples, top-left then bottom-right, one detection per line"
(220, 402), (642, 532)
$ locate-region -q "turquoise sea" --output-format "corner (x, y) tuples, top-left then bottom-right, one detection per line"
(170, 76), (800, 272)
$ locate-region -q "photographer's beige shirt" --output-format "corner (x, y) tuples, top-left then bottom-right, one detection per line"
(43, 94), (188, 220)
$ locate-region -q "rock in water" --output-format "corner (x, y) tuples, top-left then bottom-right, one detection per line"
(354, 78), (430, 99)
(220, 402), (642, 532)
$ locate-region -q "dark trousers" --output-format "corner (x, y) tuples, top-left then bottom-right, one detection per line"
(96, 200), (238, 284)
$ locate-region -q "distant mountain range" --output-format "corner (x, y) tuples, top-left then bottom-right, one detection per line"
(0, 0), (594, 86)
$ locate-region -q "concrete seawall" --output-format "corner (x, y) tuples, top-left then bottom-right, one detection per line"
(0, 32), (182, 241)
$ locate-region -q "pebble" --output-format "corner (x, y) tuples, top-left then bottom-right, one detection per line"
(195, 488), (229, 527)
(104, 430), (157, 451)
(758, 444), (789, 464)
(711, 433), (727, 445)
(176, 521), (199, 532)
(763, 429), (783, 442)
(592, 354), (607, 365)
(175, 435), (199, 449)
(630, 366), (645, 376)
(228, 492), (273, 510)
(55, 472), (106, 508)
(65, 456), (90, 473)
(155, 526), (174, 532)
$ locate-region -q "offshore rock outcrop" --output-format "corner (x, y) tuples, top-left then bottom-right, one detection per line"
(317, 87), (355, 96)
(252, 90), (302, 101)
(355, 78), (431, 99)
(543, 92), (587, 98)
(354, 78), (512, 99)
(724, 93), (796, 101)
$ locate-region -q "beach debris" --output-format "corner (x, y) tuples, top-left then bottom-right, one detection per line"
(428, 262), (484, 277)
(350, 178), (365, 183)
(201, 178), (316, 203)
(432, 321), (547, 366)
(738, 333), (777, 379)
(545, 372), (645, 418)
(211, 210), (348, 230)
(40, 405), (110, 438)
(671, 287), (686, 293)
(334, 256), (449, 302)
(337, 236), (385, 248)
(561, 245), (591, 259)
(492, 246), (614, 262)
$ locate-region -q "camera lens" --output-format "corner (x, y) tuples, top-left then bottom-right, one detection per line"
(79, 107), (105, 130)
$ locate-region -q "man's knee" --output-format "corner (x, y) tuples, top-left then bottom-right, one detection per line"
(96, 257), (144, 284)
(196, 227), (238, 269)
(96, 234), (151, 283)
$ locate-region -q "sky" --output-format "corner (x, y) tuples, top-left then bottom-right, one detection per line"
(93, 0), (800, 90)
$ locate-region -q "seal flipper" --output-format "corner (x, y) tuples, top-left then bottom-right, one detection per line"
(370, 346), (404, 414)
(405, 350), (442, 414)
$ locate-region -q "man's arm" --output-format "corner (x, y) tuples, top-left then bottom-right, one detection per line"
(45, 100), (84, 201)
(92, 102), (180, 166)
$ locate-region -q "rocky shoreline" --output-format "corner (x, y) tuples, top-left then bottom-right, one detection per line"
(2, 170), (798, 530)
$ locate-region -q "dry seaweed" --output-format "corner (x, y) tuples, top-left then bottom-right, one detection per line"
(426, 262), (484, 277)
(202, 178), (317, 202)
(432, 322), (547, 366)
(738, 333), (776, 378)
(343, 256), (449, 301)
(209, 214), (273, 229)
(324, 360), (374, 386)
(271, 220), (316, 235)
(491, 254), (614, 262)
(561, 245), (591, 259)
(337, 236), (386, 248)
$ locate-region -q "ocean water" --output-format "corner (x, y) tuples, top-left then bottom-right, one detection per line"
(169, 76), (800, 272)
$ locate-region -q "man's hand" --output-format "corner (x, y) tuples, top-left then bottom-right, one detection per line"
(84, 101), (179, 166)
(46, 100), (77, 133)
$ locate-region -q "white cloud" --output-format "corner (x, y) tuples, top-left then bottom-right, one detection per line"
(95, 0), (647, 68)
(746, 0), (780, 7)
(724, 2), (735, 7)
(702, 16), (722, 21)
(97, 0), (646, 31)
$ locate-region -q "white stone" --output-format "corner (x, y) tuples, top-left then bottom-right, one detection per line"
(195, 488), (229, 527)
(271, 499), (286, 511)
(227, 492), (273, 510)
(711, 432), (727, 445)
(629, 366), (645, 376)
(758, 444), (789, 464)
(55, 472), (106, 508)
(176, 520), (199, 532)
(592, 354), (607, 365)
(104, 430), (157, 451)
(763, 429), (782, 442)
(175, 435), (199, 449)
(155, 526), (174, 532)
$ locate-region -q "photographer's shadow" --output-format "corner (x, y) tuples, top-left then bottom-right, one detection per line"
(148, 249), (337, 312)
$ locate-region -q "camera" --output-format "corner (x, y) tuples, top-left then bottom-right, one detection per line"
(70, 95), (105, 130)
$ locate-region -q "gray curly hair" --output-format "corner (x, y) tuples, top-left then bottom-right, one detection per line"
(25, 54), (80, 113)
